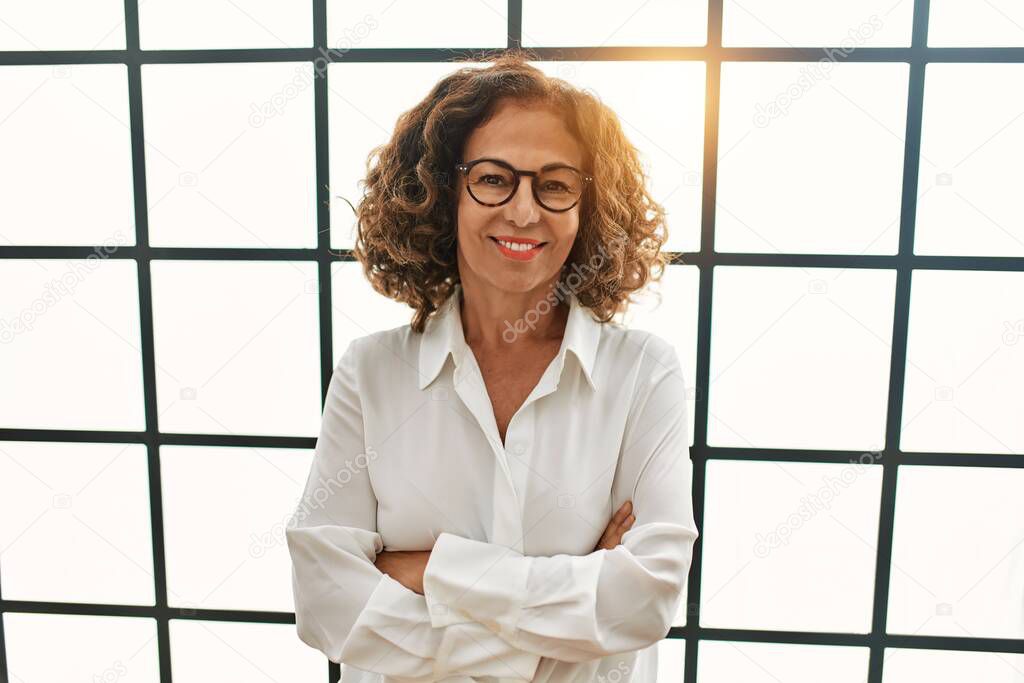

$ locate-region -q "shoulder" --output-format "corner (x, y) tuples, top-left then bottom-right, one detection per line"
(335, 322), (431, 395)
(339, 322), (417, 370)
(600, 328), (688, 451)
(598, 322), (682, 382)
(595, 323), (686, 425)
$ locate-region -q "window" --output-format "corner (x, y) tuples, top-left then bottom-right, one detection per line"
(1, 1), (1021, 681)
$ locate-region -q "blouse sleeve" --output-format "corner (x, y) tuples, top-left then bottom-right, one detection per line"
(285, 339), (542, 681)
(421, 339), (699, 663)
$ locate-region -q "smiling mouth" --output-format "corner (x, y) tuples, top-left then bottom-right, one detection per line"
(488, 236), (548, 261)
(488, 236), (548, 249)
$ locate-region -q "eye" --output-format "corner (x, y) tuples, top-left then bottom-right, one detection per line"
(478, 175), (509, 186)
(542, 181), (571, 193)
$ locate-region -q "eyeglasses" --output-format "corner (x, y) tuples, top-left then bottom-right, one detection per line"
(455, 157), (593, 213)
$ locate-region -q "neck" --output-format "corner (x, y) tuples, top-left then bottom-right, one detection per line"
(457, 280), (569, 349)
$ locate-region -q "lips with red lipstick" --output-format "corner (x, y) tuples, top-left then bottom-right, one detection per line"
(488, 235), (548, 253)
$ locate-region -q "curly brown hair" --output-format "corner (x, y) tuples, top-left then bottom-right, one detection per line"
(350, 49), (673, 333)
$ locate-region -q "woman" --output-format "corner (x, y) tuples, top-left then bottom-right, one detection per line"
(286, 50), (699, 682)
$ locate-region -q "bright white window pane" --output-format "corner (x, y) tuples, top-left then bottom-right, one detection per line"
(901, 270), (1024, 454)
(169, 619), (325, 682)
(0, 0), (125, 50)
(915, 64), (1024, 257)
(657, 638), (686, 683)
(722, 0), (912, 47)
(716, 62), (907, 255)
(532, 60), (705, 253)
(0, 442), (153, 605)
(887, 465), (1024, 639)
(3, 613), (159, 683)
(928, 0), (1024, 46)
(619, 264), (700, 450)
(697, 640), (869, 682)
(0, 259), (145, 430)
(150, 260), (322, 438)
(327, 0), (506, 49)
(142, 63), (316, 248)
(707, 266), (895, 451)
(330, 261), (413, 368)
(700, 460), (882, 633)
(328, 62), (486, 250)
(522, 0), (707, 47)
(162, 445), (312, 611)
(883, 647), (1024, 682)
(139, 0), (312, 50)
(0, 65), (135, 246)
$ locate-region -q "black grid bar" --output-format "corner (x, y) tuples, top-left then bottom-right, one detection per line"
(122, 0), (175, 679)
(3, 246), (1024, 272)
(683, 0), (724, 678)
(4, 426), (1024, 471)
(311, 0), (335, 679)
(866, 0), (928, 679)
(4, 46), (1024, 66)
(2, 0), (1024, 681)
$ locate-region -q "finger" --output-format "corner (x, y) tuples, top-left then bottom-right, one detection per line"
(616, 510), (635, 531)
(598, 502), (633, 548)
(599, 516), (622, 546)
(610, 500), (632, 526)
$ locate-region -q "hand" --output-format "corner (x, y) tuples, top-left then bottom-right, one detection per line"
(594, 500), (635, 551)
(374, 550), (432, 595)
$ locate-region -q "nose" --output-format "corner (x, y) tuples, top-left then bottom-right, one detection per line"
(502, 176), (541, 227)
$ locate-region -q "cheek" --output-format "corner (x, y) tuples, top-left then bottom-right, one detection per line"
(554, 214), (580, 245)
(456, 197), (487, 239)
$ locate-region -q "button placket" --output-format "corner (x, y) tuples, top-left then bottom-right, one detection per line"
(505, 406), (534, 495)
(453, 353), (523, 551)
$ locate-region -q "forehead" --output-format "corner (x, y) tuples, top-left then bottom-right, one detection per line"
(462, 99), (583, 169)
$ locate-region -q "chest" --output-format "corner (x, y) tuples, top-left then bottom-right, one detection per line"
(472, 340), (563, 446)
(362, 336), (635, 557)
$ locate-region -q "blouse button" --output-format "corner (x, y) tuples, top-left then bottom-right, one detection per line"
(510, 441), (527, 456)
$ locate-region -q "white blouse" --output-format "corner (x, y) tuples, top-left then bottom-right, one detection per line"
(285, 283), (699, 682)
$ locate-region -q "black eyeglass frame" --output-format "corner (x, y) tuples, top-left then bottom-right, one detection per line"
(455, 157), (594, 213)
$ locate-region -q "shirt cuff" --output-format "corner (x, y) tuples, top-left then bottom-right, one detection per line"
(423, 589), (476, 627)
(423, 532), (530, 640)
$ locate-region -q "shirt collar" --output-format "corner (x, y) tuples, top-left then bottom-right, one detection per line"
(417, 283), (600, 392)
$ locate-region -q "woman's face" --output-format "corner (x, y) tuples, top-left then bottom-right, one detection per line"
(455, 98), (585, 297)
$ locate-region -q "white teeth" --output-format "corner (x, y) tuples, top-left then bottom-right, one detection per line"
(497, 239), (538, 251)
